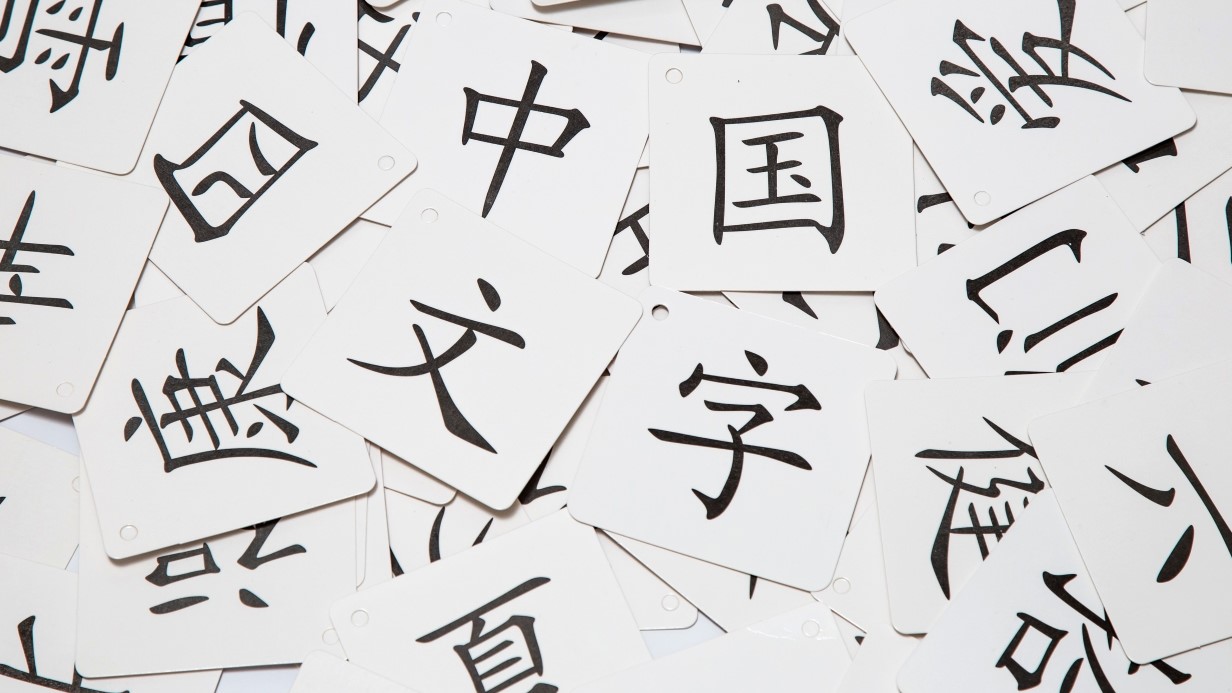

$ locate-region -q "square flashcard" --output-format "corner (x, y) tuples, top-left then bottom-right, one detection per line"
(74, 266), (374, 559)
(1084, 260), (1232, 401)
(898, 491), (1232, 693)
(844, 0), (1194, 225)
(0, 428), (79, 568)
(0, 553), (221, 693)
(1031, 360), (1232, 662)
(179, 0), (357, 97)
(290, 652), (418, 693)
(875, 177), (1160, 378)
(569, 288), (895, 590)
(0, 155), (167, 413)
(75, 474), (355, 676)
(0, 0), (199, 173)
(702, 0), (853, 56)
(650, 55), (914, 290)
(330, 512), (650, 692)
(865, 373), (1091, 634)
(283, 191), (641, 510)
(1144, 167), (1232, 287)
(575, 602), (851, 693)
(133, 13), (414, 324)
(367, 0), (649, 276)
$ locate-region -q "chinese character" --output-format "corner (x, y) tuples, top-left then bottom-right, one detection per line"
(931, 0), (1129, 129)
(122, 307), (316, 472)
(518, 454), (566, 506)
(417, 577), (558, 693)
(712, 106), (845, 252)
(966, 228), (1122, 373)
(180, 1), (314, 60)
(997, 571), (1190, 690)
(1106, 435), (1232, 584)
(648, 350), (818, 519)
(462, 61), (590, 217)
(612, 204), (649, 276)
(0, 615), (127, 692)
(145, 518), (305, 614)
(428, 503), (495, 564)
(348, 278), (526, 454)
(1122, 139), (1178, 172)
(916, 418), (1045, 598)
(358, 0), (412, 103)
(154, 99), (318, 243)
(767, 0), (839, 55)
(0, 0), (125, 113)
(1, 191), (73, 326)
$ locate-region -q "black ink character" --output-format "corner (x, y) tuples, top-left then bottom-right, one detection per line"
(181, 0), (230, 57)
(154, 100), (317, 243)
(916, 418), (1044, 599)
(916, 192), (975, 234)
(1106, 435), (1232, 584)
(348, 278), (526, 454)
(0, 0), (124, 113)
(427, 503), (494, 564)
(146, 518), (306, 614)
(462, 61), (590, 217)
(123, 307), (315, 471)
(648, 350), (818, 519)
(997, 571), (1190, 690)
(1, 191), (73, 326)
(931, 0), (1129, 129)
(778, 293), (901, 349)
(357, 1), (412, 103)
(518, 454), (566, 506)
(612, 204), (649, 275)
(417, 577), (558, 693)
(275, 0), (314, 55)
(767, 0), (839, 55)
(712, 107), (845, 252)
(966, 228), (1121, 373)
(0, 616), (127, 692)
(1122, 139), (1177, 172)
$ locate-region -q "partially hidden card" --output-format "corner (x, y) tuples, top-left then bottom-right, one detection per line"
(0, 428), (78, 569)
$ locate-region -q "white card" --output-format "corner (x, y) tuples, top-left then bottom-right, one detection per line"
(1144, 167), (1232, 287)
(898, 490), (1232, 693)
(0, 156), (167, 413)
(382, 451), (456, 506)
(290, 652), (418, 693)
(368, 0), (649, 276)
(0, 554), (221, 693)
(1031, 360), (1232, 661)
(724, 290), (925, 380)
(0, 0), (198, 173)
(307, 219), (388, 312)
(1095, 89), (1232, 233)
(1084, 260), (1232, 401)
(134, 13), (414, 324)
(845, 0), (1194, 225)
(597, 532), (698, 631)
(702, 0), (852, 55)
(866, 373), (1091, 634)
(598, 169), (652, 299)
(330, 511), (650, 692)
(650, 55), (914, 290)
(74, 266), (374, 559)
(914, 147), (982, 260)
(0, 428), (77, 568)
(613, 534), (817, 632)
(284, 191), (640, 510)
(181, 0), (358, 96)
(571, 288), (894, 589)
(386, 490), (529, 577)
(76, 473), (354, 676)
(358, 1), (419, 117)
(834, 625), (920, 693)
(1144, 0), (1232, 94)
(488, 0), (699, 45)
(518, 376), (607, 521)
(876, 178), (1160, 378)
(358, 444), (394, 591)
(576, 602), (851, 693)
(813, 502), (893, 634)
(130, 261), (185, 309)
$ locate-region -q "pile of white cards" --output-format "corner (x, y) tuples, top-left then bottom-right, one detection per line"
(4, 0), (1232, 691)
